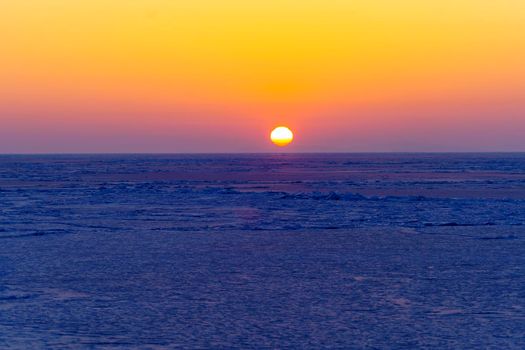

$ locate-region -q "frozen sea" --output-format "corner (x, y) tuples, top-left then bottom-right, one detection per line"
(0, 153), (524, 349)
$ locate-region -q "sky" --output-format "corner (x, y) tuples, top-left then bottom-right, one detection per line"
(1, 0), (524, 153)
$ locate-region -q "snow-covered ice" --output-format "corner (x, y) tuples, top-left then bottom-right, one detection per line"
(0, 153), (524, 348)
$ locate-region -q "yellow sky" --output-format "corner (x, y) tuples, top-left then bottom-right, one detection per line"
(1, 0), (524, 151)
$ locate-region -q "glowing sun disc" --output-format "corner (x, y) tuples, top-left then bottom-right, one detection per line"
(270, 126), (293, 147)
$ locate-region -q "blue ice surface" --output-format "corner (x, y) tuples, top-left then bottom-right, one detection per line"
(0, 153), (524, 349)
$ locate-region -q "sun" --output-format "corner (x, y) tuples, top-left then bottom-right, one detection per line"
(270, 126), (294, 147)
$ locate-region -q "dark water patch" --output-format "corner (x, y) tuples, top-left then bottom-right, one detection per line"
(0, 230), (71, 240)
(425, 222), (497, 227)
(478, 235), (519, 240)
(0, 294), (38, 302)
(280, 191), (367, 201)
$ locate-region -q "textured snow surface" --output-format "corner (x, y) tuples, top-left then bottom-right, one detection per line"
(0, 154), (524, 348)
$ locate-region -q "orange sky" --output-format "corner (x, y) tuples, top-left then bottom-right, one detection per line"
(1, 0), (524, 152)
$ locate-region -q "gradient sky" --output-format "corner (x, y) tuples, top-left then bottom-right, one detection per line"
(1, 0), (524, 152)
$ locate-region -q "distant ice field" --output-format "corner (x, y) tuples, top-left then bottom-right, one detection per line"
(0, 154), (524, 348)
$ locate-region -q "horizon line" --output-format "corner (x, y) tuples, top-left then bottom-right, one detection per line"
(1, 151), (525, 156)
